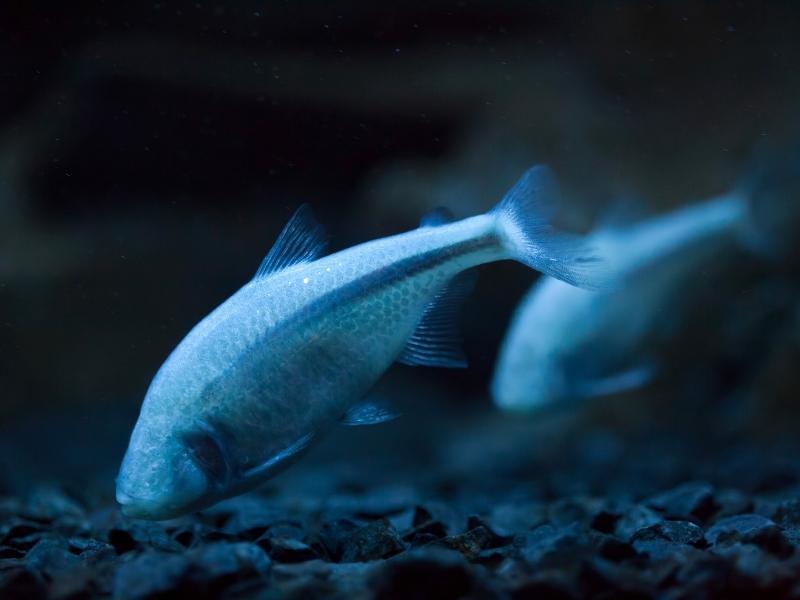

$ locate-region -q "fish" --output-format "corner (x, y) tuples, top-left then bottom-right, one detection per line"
(115, 165), (609, 519)
(491, 187), (772, 414)
(492, 142), (800, 415)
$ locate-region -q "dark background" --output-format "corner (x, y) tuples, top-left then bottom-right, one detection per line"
(1, 1), (799, 501)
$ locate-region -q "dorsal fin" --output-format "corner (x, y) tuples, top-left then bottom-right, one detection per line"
(396, 270), (477, 369)
(254, 204), (327, 280)
(419, 206), (455, 228)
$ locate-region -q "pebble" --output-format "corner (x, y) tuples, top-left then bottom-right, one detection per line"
(339, 518), (405, 562)
(3, 478), (800, 597)
(111, 542), (270, 599)
(645, 481), (717, 522)
(631, 520), (705, 547)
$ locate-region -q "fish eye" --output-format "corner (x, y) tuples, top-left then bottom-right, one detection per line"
(182, 427), (230, 486)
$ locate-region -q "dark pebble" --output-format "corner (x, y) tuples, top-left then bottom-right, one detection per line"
(111, 541), (270, 600)
(773, 498), (800, 527)
(706, 514), (776, 545)
(645, 481), (717, 522)
(402, 516), (448, 543)
(26, 538), (80, 576)
(408, 532), (441, 549)
(107, 520), (182, 554)
(317, 518), (360, 561)
(631, 520), (705, 547)
(165, 522), (213, 549)
(613, 504), (662, 542)
(111, 551), (189, 599)
(24, 487), (85, 523)
(440, 526), (493, 561)
(265, 522), (306, 541)
(68, 536), (116, 561)
(0, 546), (25, 559)
(340, 518), (405, 563)
(1, 520), (49, 551)
(672, 554), (752, 598)
(270, 560), (373, 598)
(5, 475), (800, 597)
(514, 523), (587, 569)
(632, 538), (701, 561)
(713, 488), (754, 521)
(487, 501), (548, 537)
(466, 515), (513, 548)
(589, 532), (637, 562)
(372, 548), (486, 600)
(260, 537), (319, 563)
(508, 578), (577, 600)
(712, 543), (797, 589)
(221, 507), (287, 540)
(579, 556), (653, 598)
(707, 514), (794, 558)
(0, 562), (47, 600)
(548, 497), (604, 527)
(590, 510), (620, 535)
(410, 502), (461, 537)
(386, 507), (416, 533)
(107, 529), (137, 555)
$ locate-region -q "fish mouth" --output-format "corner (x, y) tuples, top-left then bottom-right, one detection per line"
(116, 488), (182, 520)
(116, 489), (155, 518)
(116, 484), (219, 520)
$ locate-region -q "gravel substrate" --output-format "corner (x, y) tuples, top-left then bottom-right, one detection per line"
(4, 473), (800, 599)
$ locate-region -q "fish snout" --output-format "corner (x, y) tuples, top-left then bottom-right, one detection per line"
(115, 453), (213, 520)
(115, 486), (182, 520)
(115, 487), (149, 518)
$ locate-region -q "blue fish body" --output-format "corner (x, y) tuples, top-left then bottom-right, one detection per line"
(491, 192), (750, 413)
(116, 166), (607, 519)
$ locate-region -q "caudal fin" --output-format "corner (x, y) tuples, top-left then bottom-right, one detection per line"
(492, 165), (613, 290)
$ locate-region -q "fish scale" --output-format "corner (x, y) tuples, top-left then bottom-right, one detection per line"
(116, 165), (609, 519)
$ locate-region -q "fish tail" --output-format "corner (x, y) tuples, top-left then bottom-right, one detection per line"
(491, 165), (613, 290)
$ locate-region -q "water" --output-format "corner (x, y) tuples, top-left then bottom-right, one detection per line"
(2, 4), (800, 598)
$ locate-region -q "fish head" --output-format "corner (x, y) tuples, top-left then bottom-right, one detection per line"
(115, 414), (230, 519)
(115, 367), (238, 520)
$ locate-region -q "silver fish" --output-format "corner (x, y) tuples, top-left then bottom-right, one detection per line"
(490, 181), (788, 413)
(116, 166), (608, 519)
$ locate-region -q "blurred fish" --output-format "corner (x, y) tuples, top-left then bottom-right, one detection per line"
(116, 166), (608, 519)
(491, 159), (799, 414)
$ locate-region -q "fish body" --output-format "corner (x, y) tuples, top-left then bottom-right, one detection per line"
(491, 192), (750, 413)
(117, 166), (607, 519)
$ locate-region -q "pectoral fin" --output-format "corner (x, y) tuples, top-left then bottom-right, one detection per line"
(242, 432), (314, 479)
(340, 400), (400, 426)
(396, 271), (477, 369)
(572, 360), (657, 398)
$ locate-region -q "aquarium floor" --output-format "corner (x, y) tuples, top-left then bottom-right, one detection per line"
(3, 410), (800, 599)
